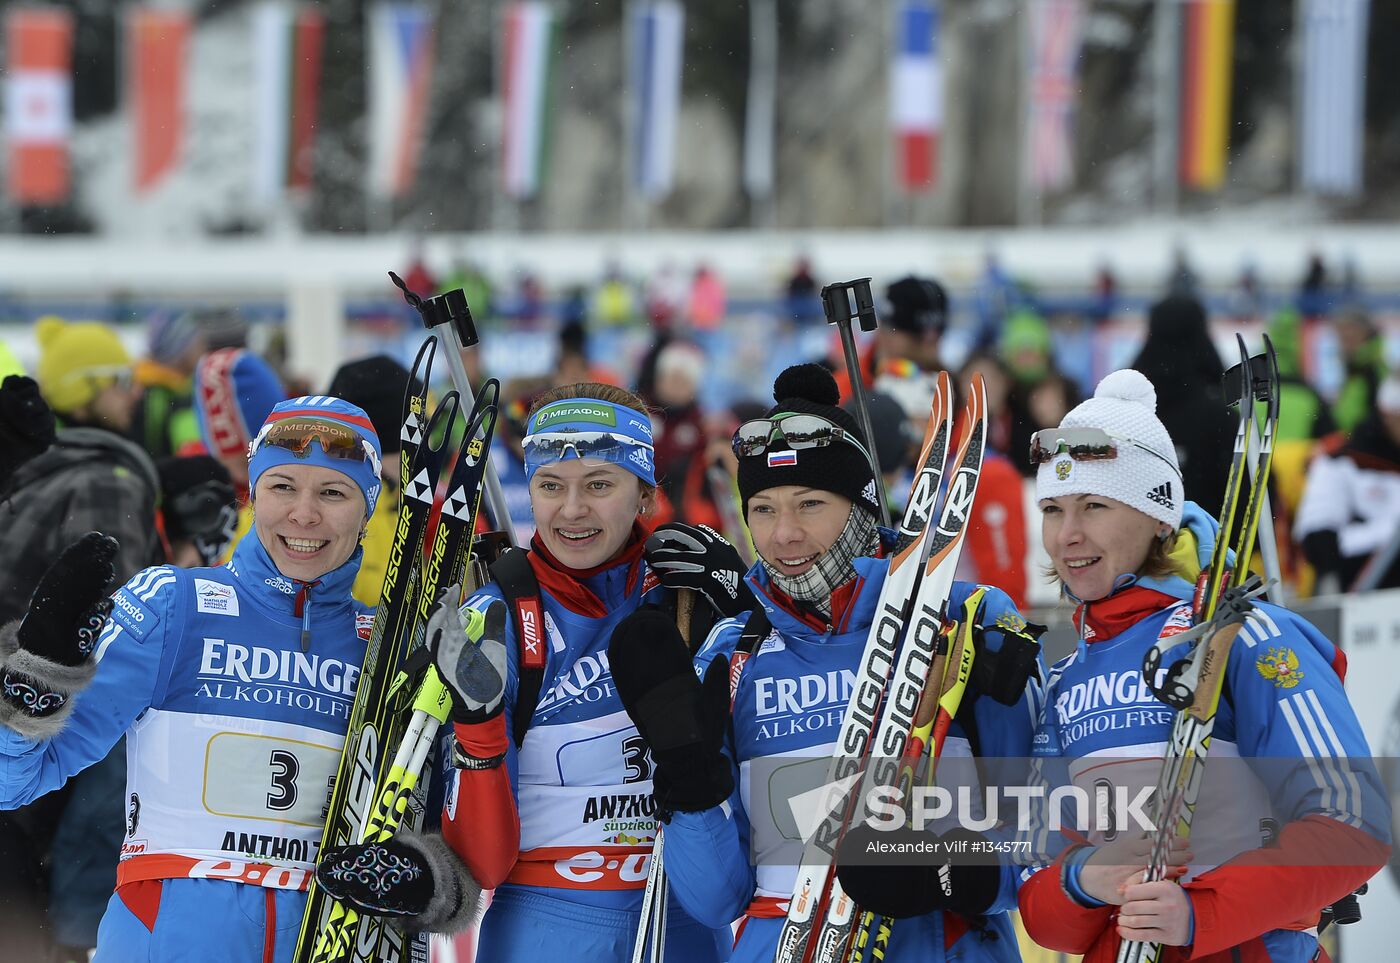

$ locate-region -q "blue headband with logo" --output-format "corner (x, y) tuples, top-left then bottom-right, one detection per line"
(523, 399), (655, 486)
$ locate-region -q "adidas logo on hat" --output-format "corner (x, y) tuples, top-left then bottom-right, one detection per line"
(1146, 481), (1173, 508)
(861, 479), (878, 507)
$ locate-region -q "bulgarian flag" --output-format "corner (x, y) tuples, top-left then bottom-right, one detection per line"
(5, 7), (73, 205)
(890, 1), (941, 191)
(500, 2), (556, 200)
(252, 1), (325, 199)
(1178, 0), (1236, 190)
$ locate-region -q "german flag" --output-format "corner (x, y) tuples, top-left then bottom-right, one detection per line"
(1178, 0), (1236, 190)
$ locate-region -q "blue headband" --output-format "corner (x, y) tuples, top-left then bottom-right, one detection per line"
(248, 396), (384, 516)
(523, 399), (655, 486)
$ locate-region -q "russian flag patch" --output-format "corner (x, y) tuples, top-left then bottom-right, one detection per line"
(768, 450), (798, 467)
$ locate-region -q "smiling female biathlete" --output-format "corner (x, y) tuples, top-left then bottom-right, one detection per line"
(0, 397), (481, 961)
(1017, 369), (1390, 963)
(605, 364), (1045, 963)
(325, 384), (733, 962)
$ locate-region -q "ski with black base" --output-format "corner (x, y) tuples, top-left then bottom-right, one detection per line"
(295, 363), (500, 963)
(807, 376), (988, 963)
(1119, 336), (1279, 963)
(773, 372), (983, 963)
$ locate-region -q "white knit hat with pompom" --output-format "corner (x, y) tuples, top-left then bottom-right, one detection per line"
(1034, 368), (1183, 527)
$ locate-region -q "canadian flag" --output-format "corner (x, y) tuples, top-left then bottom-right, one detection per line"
(4, 8), (73, 205)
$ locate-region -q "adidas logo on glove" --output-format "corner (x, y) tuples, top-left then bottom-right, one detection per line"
(711, 567), (740, 600)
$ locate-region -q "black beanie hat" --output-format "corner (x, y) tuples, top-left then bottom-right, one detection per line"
(327, 355), (422, 455)
(885, 276), (949, 336)
(736, 364), (880, 517)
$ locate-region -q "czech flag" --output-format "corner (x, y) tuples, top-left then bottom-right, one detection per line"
(4, 7), (73, 205)
(367, 3), (435, 199)
(890, 1), (941, 192)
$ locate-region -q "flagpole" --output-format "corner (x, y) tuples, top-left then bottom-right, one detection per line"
(882, 0), (895, 229)
(744, 0), (778, 229)
(1153, 0), (1179, 215)
(1018, 1), (1038, 227)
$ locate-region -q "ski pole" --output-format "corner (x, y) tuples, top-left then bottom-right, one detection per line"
(821, 278), (891, 528)
(390, 271), (519, 546)
(630, 588), (698, 963)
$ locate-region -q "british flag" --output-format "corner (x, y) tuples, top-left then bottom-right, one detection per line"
(1026, 0), (1084, 192)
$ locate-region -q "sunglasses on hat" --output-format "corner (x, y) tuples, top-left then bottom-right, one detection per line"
(251, 417), (381, 474)
(732, 414), (873, 464)
(1029, 426), (1180, 476)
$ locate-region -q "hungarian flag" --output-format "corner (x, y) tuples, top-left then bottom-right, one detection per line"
(890, 1), (941, 191)
(5, 8), (73, 205)
(252, 2), (326, 199)
(366, 3), (436, 199)
(129, 7), (191, 193)
(500, 2), (556, 200)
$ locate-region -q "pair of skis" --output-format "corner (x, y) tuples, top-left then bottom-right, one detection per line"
(293, 337), (502, 963)
(772, 371), (989, 963)
(1118, 336), (1280, 963)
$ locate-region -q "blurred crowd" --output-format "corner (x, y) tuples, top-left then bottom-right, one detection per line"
(0, 247), (1396, 959)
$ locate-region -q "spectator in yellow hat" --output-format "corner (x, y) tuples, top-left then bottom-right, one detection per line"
(34, 317), (140, 435)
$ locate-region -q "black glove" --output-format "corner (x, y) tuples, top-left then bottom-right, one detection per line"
(316, 832), (482, 934)
(0, 533), (119, 737)
(644, 523), (753, 619)
(836, 826), (1001, 920)
(0, 375), (56, 486)
(426, 587), (507, 726)
(609, 607), (734, 814)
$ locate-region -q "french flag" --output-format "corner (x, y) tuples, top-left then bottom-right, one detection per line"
(890, 1), (941, 191)
(768, 450), (798, 468)
(627, 0), (685, 200)
(366, 3), (435, 199)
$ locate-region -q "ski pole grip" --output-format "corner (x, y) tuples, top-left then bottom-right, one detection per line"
(821, 278), (879, 333)
(676, 589), (695, 649)
(423, 288), (479, 348)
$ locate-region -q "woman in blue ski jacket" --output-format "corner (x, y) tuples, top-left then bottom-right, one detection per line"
(323, 382), (733, 963)
(607, 364), (1046, 963)
(1017, 369), (1390, 963)
(0, 396), (481, 961)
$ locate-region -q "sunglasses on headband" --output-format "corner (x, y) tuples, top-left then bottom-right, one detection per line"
(1028, 426), (1180, 476)
(732, 414), (873, 464)
(522, 428), (654, 469)
(251, 418), (380, 474)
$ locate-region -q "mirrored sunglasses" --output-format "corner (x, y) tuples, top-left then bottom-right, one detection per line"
(732, 414), (872, 464)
